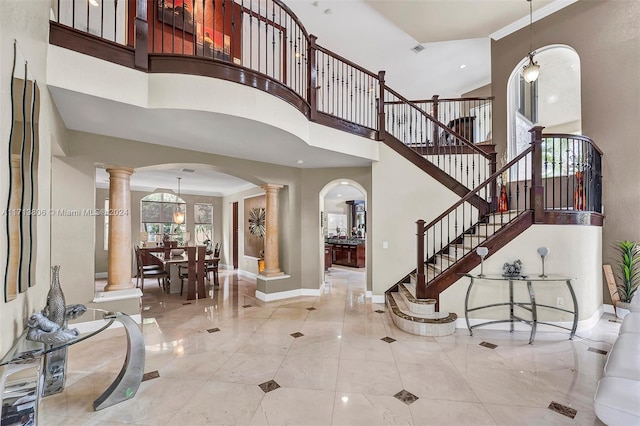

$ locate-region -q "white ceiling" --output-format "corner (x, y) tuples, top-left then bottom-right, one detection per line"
(54, 0), (576, 196)
(325, 183), (365, 202)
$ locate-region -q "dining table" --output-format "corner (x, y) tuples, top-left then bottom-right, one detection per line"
(151, 246), (218, 300)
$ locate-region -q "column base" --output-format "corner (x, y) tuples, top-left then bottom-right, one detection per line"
(104, 283), (135, 291)
(261, 269), (284, 278)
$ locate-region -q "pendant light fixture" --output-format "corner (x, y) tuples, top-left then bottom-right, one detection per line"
(173, 177), (185, 224)
(522, 0), (540, 83)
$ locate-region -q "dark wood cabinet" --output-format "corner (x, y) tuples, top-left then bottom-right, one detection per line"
(324, 245), (332, 271)
(327, 243), (365, 268)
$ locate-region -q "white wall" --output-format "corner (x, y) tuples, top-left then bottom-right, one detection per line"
(0, 0), (66, 355)
(370, 143), (460, 296)
(440, 225), (602, 322)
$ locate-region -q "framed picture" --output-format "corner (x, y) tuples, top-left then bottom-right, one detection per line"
(157, 0), (195, 34)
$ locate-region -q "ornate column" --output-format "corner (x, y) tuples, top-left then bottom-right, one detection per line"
(105, 166), (134, 291)
(261, 184), (284, 277)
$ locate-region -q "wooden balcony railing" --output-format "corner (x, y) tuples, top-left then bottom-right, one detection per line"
(414, 127), (604, 298)
(49, 0), (499, 188)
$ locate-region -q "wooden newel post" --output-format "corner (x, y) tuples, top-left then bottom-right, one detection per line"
(134, 0), (148, 70)
(307, 35), (318, 121)
(377, 70), (386, 140)
(416, 219), (427, 299)
(489, 151), (498, 213)
(432, 95), (440, 148)
(530, 126), (545, 223)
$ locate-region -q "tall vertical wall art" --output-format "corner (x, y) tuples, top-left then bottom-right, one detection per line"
(4, 40), (40, 302)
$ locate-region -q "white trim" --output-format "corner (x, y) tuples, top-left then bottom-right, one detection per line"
(73, 314), (142, 334)
(94, 272), (108, 279)
(490, 0), (579, 41)
(220, 263), (233, 270)
(365, 290), (373, 298)
(455, 305), (604, 332)
(257, 274), (291, 281)
(92, 288), (142, 303)
(603, 304), (615, 315)
(237, 269), (257, 279)
(255, 286), (324, 302)
(371, 294), (386, 304)
(243, 192), (266, 200)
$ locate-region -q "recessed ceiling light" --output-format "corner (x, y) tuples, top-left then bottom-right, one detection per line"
(89, 0), (99, 6)
(340, 181), (349, 185)
(324, 8), (332, 14)
(337, 194), (342, 197)
(296, 160), (304, 164)
(459, 64), (467, 69)
(341, 396), (349, 403)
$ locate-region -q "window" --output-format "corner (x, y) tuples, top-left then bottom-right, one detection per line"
(141, 192), (186, 243)
(194, 203), (213, 244)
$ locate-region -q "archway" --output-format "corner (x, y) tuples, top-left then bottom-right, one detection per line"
(507, 45), (581, 160)
(319, 179), (368, 296)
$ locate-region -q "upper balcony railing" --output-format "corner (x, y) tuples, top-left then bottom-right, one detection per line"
(50, 0), (496, 185)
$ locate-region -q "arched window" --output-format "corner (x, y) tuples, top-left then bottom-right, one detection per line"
(141, 192), (187, 244)
(507, 45), (581, 177)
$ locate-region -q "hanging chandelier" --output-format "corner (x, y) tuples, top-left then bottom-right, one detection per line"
(173, 177), (185, 224)
(522, 0), (540, 83)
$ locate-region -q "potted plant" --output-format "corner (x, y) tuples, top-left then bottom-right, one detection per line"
(613, 240), (640, 318)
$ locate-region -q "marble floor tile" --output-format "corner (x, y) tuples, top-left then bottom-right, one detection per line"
(40, 269), (620, 426)
(211, 352), (285, 385)
(410, 399), (497, 426)
(249, 388), (335, 426)
(396, 361), (480, 403)
(274, 354), (339, 391)
(332, 392), (414, 426)
(167, 381), (264, 425)
(336, 359), (403, 396)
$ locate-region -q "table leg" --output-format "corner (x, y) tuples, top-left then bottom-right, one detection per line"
(509, 280), (514, 332)
(464, 277), (475, 336)
(93, 312), (145, 411)
(527, 281), (537, 344)
(566, 279), (579, 339)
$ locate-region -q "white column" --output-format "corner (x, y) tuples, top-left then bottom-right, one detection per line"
(261, 183), (284, 277)
(105, 166), (134, 291)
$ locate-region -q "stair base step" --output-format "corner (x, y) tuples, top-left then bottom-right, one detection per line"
(386, 293), (457, 337)
(398, 283), (436, 315)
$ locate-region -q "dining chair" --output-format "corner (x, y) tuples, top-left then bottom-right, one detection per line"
(179, 246), (206, 298)
(205, 242), (221, 287)
(135, 246), (168, 292)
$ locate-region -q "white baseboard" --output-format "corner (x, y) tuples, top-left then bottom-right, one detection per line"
(237, 269), (257, 280)
(93, 288), (143, 303)
(371, 294), (385, 304)
(94, 272), (108, 279)
(256, 286), (324, 302)
(366, 291), (373, 299)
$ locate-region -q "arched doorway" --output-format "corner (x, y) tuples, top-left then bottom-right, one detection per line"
(319, 180), (368, 295)
(507, 45), (581, 160)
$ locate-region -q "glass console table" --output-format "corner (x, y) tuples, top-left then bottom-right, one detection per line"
(463, 274), (578, 344)
(1, 309), (145, 425)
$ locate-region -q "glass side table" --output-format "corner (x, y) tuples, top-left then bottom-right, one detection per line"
(463, 274), (579, 344)
(1, 309), (145, 425)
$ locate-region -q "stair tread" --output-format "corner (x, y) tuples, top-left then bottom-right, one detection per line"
(399, 283), (436, 304)
(390, 293), (452, 320)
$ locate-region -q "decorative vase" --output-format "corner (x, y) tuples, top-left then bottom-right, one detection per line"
(498, 185), (509, 213)
(45, 265), (67, 328)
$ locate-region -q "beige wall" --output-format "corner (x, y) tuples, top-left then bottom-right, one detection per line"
(491, 0), (640, 303)
(0, 0), (67, 355)
(461, 84), (492, 98)
(94, 188), (223, 275)
(371, 144), (461, 296)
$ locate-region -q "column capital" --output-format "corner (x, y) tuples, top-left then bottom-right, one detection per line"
(261, 183), (284, 192)
(105, 166), (135, 177)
